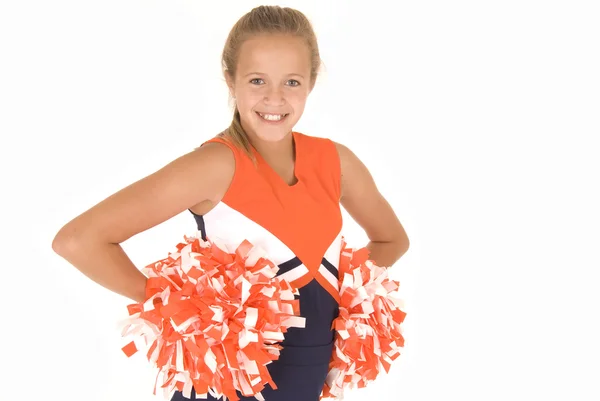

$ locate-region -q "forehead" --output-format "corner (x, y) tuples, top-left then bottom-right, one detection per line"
(237, 34), (311, 75)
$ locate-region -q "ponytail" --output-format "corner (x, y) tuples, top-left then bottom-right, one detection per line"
(218, 105), (256, 162)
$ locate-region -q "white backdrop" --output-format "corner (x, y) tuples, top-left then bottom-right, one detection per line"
(1, 0), (599, 400)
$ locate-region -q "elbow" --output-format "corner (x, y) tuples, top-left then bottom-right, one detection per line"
(53, 222), (114, 258)
(52, 224), (86, 258)
(401, 242), (410, 258)
(52, 228), (75, 257)
(398, 242), (409, 259)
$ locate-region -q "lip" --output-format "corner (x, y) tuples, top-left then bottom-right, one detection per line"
(255, 111), (289, 124)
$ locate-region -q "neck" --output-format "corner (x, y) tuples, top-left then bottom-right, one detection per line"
(242, 122), (295, 162)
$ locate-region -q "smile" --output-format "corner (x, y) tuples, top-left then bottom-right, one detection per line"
(256, 112), (289, 123)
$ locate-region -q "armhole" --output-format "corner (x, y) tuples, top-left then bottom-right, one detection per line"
(326, 138), (343, 202)
(200, 136), (239, 205)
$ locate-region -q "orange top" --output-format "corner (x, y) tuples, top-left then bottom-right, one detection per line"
(204, 131), (343, 300)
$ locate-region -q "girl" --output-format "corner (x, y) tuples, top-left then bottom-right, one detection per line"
(52, 5), (409, 401)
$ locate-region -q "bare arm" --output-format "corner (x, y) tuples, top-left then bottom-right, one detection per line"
(335, 142), (409, 267)
(52, 142), (235, 302)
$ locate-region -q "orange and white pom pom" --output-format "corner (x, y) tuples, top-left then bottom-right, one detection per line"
(321, 240), (407, 400)
(120, 233), (305, 401)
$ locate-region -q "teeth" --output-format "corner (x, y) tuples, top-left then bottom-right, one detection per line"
(258, 113), (287, 121)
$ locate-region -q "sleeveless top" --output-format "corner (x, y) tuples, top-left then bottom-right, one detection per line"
(189, 131), (343, 347)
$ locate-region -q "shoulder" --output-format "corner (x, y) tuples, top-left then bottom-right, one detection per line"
(330, 140), (375, 199)
(331, 140), (351, 158)
(136, 134), (238, 214)
(193, 135), (236, 175)
(186, 138), (235, 175)
(331, 141), (358, 172)
(150, 137), (236, 203)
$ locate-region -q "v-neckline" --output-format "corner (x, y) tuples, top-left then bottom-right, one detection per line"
(252, 131), (302, 188)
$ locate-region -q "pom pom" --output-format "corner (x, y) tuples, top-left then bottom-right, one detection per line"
(321, 239), (407, 399)
(119, 232), (305, 401)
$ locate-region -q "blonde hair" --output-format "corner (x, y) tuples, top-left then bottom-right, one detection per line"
(219, 5), (322, 157)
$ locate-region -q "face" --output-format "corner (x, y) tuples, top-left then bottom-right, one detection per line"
(227, 34), (313, 143)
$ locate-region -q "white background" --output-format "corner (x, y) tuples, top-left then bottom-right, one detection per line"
(1, 0), (599, 400)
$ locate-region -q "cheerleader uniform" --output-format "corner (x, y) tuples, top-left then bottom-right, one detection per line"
(171, 131), (343, 401)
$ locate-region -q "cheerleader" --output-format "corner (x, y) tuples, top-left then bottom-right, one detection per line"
(52, 5), (409, 401)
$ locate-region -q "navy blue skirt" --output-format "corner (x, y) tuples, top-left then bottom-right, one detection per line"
(170, 341), (333, 401)
(170, 279), (339, 401)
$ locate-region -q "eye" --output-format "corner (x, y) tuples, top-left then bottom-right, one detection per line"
(287, 79), (300, 87)
(250, 78), (264, 85)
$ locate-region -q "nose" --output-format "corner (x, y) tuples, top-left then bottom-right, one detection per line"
(264, 85), (285, 106)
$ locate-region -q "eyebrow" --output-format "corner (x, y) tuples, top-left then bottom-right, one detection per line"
(244, 72), (305, 78)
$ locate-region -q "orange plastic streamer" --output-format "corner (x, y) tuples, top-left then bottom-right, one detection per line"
(120, 233), (305, 401)
(320, 239), (407, 399)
